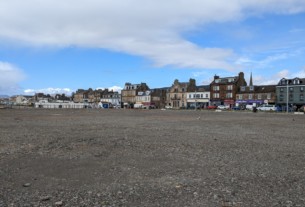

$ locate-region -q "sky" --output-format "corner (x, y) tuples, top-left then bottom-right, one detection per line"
(1, 0), (305, 96)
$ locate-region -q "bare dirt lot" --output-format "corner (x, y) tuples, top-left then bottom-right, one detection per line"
(0, 109), (305, 207)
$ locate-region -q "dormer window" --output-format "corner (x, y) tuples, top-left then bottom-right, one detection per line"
(215, 79), (220, 83)
(241, 86), (245, 91)
(294, 79), (300, 84)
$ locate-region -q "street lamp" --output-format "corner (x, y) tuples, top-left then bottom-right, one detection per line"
(286, 80), (289, 113)
(195, 90), (197, 110)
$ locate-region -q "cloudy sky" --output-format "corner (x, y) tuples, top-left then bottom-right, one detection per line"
(1, 0), (305, 95)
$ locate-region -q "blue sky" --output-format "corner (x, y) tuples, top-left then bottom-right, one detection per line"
(1, 0), (305, 95)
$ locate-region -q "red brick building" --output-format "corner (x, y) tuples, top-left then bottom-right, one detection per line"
(210, 72), (247, 107)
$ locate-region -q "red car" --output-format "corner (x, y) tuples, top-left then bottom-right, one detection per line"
(207, 105), (217, 109)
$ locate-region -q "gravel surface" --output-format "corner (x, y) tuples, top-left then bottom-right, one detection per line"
(0, 109), (304, 207)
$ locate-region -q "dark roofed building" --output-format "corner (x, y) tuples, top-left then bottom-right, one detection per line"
(210, 72), (247, 107)
(236, 85), (276, 107)
(276, 77), (305, 109)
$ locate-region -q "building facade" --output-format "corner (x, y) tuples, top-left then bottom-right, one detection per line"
(150, 88), (168, 109)
(186, 85), (210, 109)
(236, 85), (276, 108)
(100, 89), (121, 107)
(276, 77), (305, 109)
(167, 79), (196, 109)
(210, 72), (247, 107)
(121, 82), (149, 108)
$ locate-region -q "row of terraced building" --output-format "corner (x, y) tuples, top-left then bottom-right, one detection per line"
(72, 72), (305, 110)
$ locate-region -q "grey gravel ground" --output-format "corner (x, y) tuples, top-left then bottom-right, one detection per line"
(0, 109), (304, 207)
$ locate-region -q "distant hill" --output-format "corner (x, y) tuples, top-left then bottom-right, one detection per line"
(0, 95), (10, 98)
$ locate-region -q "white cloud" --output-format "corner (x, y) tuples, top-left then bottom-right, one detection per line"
(292, 67), (305, 78)
(0, 61), (26, 95)
(1, 0), (305, 70)
(24, 88), (73, 95)
(253, 68), (305, 85)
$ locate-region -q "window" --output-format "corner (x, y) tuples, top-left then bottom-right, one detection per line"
(189, 94), (191, 98)
(267, 93), (271, 100)
(248, 94), (253, 99)
(300, 87), (304, 92)
(227, 85), (233, 90)
(280, 88), (284, 92)
(300, 94), (304, 101)
(289, 87), (294, 92)
(238, 95), (243, 100)
(289, 94), (293, 101)
(257, 94), (262, 99)
(279, 94), (284, 102)
(226, 93), (232, 98)
(250, 86), (254, 91)
(206, 94), (209, 98)
(213, 93), (219, 98)
(241, 86), (245, 91)
(215, 79), (220, 83)
(201, 94), (203, 98)
(213, 86), (219, 91)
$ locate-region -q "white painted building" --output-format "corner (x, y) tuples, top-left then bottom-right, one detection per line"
(35, 101), (86, 109)
(186, 86), (210, 108)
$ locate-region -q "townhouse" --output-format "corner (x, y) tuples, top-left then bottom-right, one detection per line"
(276, 77), (305, 110)
(210, 72), (247, 108)
(121, 82), (149, 108)
(236, 73), (276, 108)
(100, 89), (121, 108)
(166, 79), (197, 109)
(186, 85), (210, 109)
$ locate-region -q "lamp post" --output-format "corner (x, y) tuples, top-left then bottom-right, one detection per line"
(195, 90), (197, 110)
(286, 80), (289, 113)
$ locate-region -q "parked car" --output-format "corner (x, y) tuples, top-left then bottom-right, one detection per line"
(257, 104), (277, 111)
(207, 105), (217, 109)
(232, 106), (241, 110)
(246, 104), (254, 110)
(277, 106), (293, 112)
(217, 105), (229, 110)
